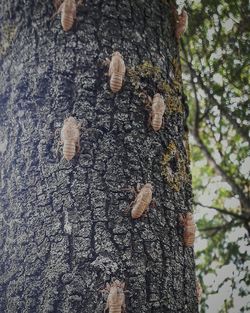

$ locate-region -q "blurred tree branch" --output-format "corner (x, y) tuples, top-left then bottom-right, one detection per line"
(194, 202), (250, 222)
(181, 41), (250, 216)
(181, 47), (250, 146)
(182, 1), (250, 310)
(198, 220), (242, 235)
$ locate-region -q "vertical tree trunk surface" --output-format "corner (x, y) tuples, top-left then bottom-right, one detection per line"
(0, 0), (197, 312)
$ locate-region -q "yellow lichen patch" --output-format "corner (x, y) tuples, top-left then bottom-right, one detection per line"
(132, 60), (162, 78)
(127, 60), (184, 113)
(160, 81), (172, 94)
(0, 24), (17, 56)
(158, 81), (183, 113)
(162, 141), (177, 161)
(171, 57), (182, 93)
(127, 61), (162, 101)
(161, 141), (190, 191)
(127, 62), (160, 108)
(167, 94), (183, 113)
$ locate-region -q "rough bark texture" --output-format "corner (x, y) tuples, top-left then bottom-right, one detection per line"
(0, 1), (197, 312)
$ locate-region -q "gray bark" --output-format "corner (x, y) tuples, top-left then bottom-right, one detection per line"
(0, 0), (198, 312)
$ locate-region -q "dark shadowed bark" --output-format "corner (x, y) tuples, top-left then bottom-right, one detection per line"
(0, 1), (198, 312)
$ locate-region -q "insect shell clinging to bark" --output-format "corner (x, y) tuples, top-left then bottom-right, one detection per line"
(131, 183), (153, 219)
(179, 212), (196, 247)
(176, 9), (188, 40)
(104, 280), (126, 313)
(60, 116), (81, 161)
(150, 93), (166, 131)
(54, 0), (77, 31)
(108, 52), (126, 93)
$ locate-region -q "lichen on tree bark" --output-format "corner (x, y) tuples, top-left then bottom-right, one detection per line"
(0, 0), (198, 312)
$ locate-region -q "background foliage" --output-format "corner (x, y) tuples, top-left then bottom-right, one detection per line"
(178, 0), (250, 312)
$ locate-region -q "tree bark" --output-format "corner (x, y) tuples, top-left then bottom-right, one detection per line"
(0, 1), (198, 312)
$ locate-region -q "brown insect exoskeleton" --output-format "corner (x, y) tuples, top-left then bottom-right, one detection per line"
(176, 9), (188, 40)
(149, 93), (166, 131)
(104, 280), (126, 313)
(59, 116), (81, 161)
(196, 278), (202, 303)
(129, 183), (154, 219)
(52, 0), (83, 31)
(108, 52), (126, 93)
(179, 212), (196, 247)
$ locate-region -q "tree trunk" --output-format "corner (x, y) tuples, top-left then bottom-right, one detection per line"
(0, 1), (198, 312)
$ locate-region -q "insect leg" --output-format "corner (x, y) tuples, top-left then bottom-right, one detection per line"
(162, 117), (165, 129)
(124, 200), (135, 214)
(103, 58), (111, 70)
(51, 2), (63, 21)
(179, 214), (184, 225)
(55, 128), (61, 137)
(56, 140), (63, 158)
(151, 198), (157, 208)
(122, 302), (126, 313)
(120, 186), (135, 194)
(148, 111), (152, 128)
(53, 0), (63, 10)
(79, 118), (88, 131)
(103, 303), (109, 313)
(76, 142), (80, 154)
(136, 183), (141, 193)
(142, 206), (150, 218)
(77, 0), (84, 7)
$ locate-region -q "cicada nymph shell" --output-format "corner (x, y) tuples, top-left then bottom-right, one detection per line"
(131, 183), (153, 219)
(108, 51), (126, 93)
(60, 116), (81, 160)
(151, 93), (166, 131)
(176, 9), (188, 40)
(180, 212), (196, 247)
(104, 280), (126, 313)
(54, 0), (77, 31)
